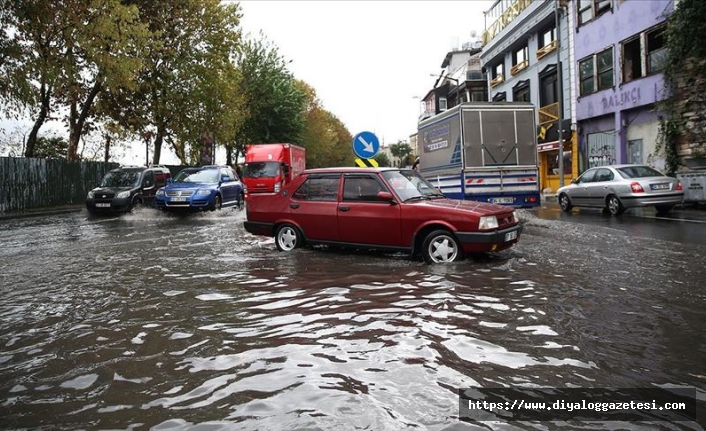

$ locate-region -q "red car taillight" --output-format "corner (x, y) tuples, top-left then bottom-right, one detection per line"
(676, 181), (683, 191)
(630, 182), (645, 193)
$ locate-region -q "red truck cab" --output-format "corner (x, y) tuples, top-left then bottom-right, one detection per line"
(242, 143), (306, 196)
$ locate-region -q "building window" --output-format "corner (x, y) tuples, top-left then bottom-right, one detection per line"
(579, 57), (595, 96)
(578, 47), (613, 96)
(622, 36), (641, 83)
(578, 0), (612, 25)
(471, 89), (486, 101)
(491, 62), (505, 87)
(439, 97), (448, 111)
(540, 26), (556, 49)
(621, 24), (666, 83)
(537, 26), (558, 60)
(647, 26), (666, 74)
(493, 91), (506, 101)
(513, 80), (530, 102)
(511, 45), (529, 75)
(540, 70), (558, 107)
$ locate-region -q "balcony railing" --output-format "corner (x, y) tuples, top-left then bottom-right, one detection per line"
(538, 102), (559, 125)
(483, 0), (534, 45)
(510, 60), (529, 76)
(490, 75), (505, 88)
(536, 40), (557, 61)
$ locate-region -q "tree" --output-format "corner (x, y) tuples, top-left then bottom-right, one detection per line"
(390, 141), (413, 167)
(34, 135), (69, 159)
(2, 0), (149, 160)
(658, 0), (706, 174)
(375, 152), (391, 167)
(104, 0), (245, 165)
(297, 80), (353, 168)
(232, 34), (307, 163)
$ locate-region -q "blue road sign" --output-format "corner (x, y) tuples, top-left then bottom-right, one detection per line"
(352, 131), (380, 159)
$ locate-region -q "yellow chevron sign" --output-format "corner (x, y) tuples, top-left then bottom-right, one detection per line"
(355, 158), (378, 168)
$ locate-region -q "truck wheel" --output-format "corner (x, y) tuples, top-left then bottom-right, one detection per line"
(210, 194), (222, 211)
(275, 223), (302, 252)
(559, 194), (572, 212)
(606, 195), (624, 216)
(422, 230), (462, 264)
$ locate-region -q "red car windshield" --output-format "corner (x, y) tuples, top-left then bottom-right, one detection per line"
(382, 170), (444, 202)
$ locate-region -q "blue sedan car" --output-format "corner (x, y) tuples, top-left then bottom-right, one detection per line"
(155, 165), (244, 211)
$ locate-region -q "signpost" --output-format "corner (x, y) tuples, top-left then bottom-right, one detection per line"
(352, 131), (379, 168)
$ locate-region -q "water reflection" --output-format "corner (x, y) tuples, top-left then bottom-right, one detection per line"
(0, 209), (704, 429)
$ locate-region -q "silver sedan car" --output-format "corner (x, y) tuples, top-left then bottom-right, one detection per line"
(556, 164), (684, 216)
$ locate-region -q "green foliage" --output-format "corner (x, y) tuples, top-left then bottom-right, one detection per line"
(390, 141), (412, 167)
(1, 0), (352, 167)
(658, 0), (706, 171)
(297, 80), (353, 168)
(375, 152), (391, 168)
(34, 135), (69, 159)
(655, 117), (681, 176)
(234, 35), (307, 155)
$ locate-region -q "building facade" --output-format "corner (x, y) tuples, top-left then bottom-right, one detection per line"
(481, 0), (577, 194)
(571, 0), (673, 172)
(421, 44), (488, 121)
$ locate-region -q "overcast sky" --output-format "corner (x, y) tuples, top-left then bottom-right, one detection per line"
(238, 0), (493, 147)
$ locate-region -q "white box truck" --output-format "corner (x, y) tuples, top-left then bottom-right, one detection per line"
(417, 102), (541, 208)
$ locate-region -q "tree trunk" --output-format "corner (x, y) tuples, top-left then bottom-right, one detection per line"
(226, 145), (233, 166)
(104, 135), (111, 163)
(25, 84), (52, 158)
(68, 80), (102, 161)
(152, 130), (164, 165)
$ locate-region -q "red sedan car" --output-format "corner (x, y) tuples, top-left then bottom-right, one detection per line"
(244, 167), (522, 263)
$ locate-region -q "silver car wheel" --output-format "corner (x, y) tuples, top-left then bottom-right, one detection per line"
(423, 230), (461, 264)
(607, 196), (623, 216)
(276, 224), (300, 251)
(559, 194), (572, 212)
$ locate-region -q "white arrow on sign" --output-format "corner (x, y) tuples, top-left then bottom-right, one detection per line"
(357, 135), (375, 153)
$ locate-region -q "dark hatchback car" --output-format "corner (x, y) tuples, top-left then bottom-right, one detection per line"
(86, 165), (171, 214)
(154, 165), (244, 211)
(244, 167), (522, 263)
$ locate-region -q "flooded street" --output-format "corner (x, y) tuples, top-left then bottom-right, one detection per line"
(1, 208), (705, 430)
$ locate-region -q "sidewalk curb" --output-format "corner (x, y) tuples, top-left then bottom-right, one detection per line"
(0, 206), (85, 221)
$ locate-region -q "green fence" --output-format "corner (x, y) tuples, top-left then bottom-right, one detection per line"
(0, 157), (119, 213)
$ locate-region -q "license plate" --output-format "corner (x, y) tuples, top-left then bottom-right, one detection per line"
(171, 197), (187, 202)
(95, 203), (110, 208)
(504, 230), (518, 242)
(492, 197), (514, 204)
(651, 183), (670, 190)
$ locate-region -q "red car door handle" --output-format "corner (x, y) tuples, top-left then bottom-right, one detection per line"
(339, 206), (350, 212)
(290, 203), (299, 209)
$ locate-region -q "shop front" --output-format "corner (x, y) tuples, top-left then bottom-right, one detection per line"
(537, 119), (576, 194)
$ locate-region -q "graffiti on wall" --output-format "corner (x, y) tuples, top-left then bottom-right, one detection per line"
(587, 131), (616, 168)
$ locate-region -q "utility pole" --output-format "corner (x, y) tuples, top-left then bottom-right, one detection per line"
(555, 0), (565, 187)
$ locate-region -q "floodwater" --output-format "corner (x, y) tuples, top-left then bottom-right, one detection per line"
(0, 208), (704, 430)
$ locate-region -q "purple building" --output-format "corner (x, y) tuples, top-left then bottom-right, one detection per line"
(571, 0), (673, 171)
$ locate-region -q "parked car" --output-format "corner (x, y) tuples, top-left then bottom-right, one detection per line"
(556, 164), (684, 216)
(244, 167), (522, 263)
(86, 165), (171, 214)
(154, 165), (243, 211)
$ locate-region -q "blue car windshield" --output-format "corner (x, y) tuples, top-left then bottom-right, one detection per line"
(101, 170), (140, 188)
(174, 169), (219, 183)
